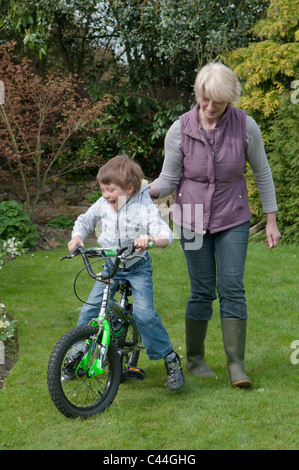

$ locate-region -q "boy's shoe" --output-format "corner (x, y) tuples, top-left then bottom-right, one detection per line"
(164, 351), (185, 391)
(61, 351), (83, 382)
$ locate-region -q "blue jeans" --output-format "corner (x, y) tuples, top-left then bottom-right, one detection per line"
(77, 254), (173, 360)
(179, 222), (250, 321)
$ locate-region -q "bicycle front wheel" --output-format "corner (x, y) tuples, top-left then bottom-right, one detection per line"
(47, 326), (121, 418)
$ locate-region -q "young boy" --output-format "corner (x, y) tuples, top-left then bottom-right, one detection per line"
(68, 155), (185, 391)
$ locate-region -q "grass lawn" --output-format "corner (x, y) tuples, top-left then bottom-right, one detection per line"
(0, 240), (298, 450)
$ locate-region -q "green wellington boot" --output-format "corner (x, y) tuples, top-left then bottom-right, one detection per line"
(185, 318), (216, 377)
(221, 318), (252, 387)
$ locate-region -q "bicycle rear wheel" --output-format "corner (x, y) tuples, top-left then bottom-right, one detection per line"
(47, 326), (121, 418)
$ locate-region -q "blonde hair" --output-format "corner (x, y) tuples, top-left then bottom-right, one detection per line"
(97, 154), (144, 196)
(194, 62), (241, 104)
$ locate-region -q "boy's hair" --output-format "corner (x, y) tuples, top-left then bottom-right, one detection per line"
(97, 154), (144, 196)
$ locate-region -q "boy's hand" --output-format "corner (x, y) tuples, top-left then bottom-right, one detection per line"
(134, 235), (151, 252)
(134, 234), (169, 251)
(68, 235), (84, 253)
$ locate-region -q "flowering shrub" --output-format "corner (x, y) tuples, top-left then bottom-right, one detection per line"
(0, 238), (21, 343)
(0, 303), (17, 342)
(0, 237), (24, 270)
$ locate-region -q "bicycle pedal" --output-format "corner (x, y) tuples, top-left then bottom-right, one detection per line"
(123, 366), (145, 381)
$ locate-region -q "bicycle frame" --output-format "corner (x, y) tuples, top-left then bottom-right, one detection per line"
(75, 277), (113, 378)
(63, 243), (145, 379)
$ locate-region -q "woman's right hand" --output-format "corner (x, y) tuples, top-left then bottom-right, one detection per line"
(149, 184), (160, 198)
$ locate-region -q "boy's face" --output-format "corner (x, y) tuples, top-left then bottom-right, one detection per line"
(100, 183), (134, 211)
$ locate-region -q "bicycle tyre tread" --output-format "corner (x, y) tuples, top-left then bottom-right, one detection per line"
(47, 326), (121, 418)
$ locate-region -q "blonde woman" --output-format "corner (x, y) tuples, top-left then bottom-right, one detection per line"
(150, 63), (281, 387)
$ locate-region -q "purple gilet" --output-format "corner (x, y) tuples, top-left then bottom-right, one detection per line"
(172, 104), (251, 234)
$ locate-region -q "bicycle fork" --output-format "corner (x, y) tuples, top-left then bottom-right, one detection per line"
(76, 282), (112, 378)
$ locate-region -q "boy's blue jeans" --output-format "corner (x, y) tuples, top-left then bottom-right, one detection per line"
(179, 221), (250, 321)
(77, 254), (173, 360)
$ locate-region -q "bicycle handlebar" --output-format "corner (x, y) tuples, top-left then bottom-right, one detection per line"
(60, 241), (154, 281)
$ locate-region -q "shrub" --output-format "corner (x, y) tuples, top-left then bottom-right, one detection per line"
(0, 41), (111, 219)
(0, 237), (24, 270)
(267, 92), (299, 244)
(0, 200), (38, 249)
(47, 215), (74, 230)
(0, 303), (17, 342)
(86, 190), (102, 204)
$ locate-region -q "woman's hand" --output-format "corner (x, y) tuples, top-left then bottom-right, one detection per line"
(265, 213), (281, 249)
(149, 184), (160, 198)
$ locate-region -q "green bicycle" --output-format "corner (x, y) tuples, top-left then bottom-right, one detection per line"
(47, 243), (151, 419)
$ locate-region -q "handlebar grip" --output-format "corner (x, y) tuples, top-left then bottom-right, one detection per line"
(85, 246), (119, 257)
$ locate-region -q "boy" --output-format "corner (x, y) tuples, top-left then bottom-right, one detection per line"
(68, 155), (185, 391)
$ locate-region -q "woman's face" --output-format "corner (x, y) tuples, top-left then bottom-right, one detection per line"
(199, 95), (228, 123)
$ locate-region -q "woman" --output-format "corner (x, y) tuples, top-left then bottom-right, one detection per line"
(150, 62), (281, 387)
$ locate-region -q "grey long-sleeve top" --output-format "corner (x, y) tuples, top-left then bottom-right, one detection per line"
(152, 115), (278, 214)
